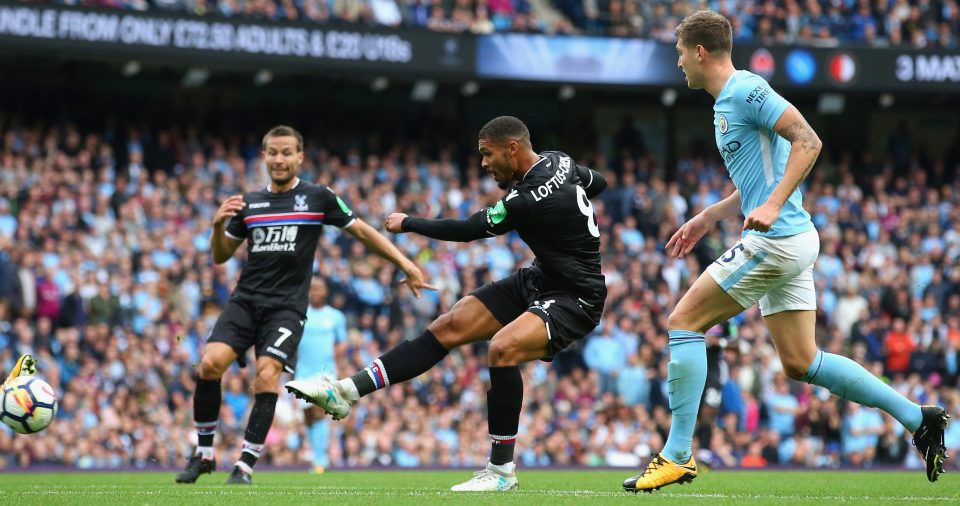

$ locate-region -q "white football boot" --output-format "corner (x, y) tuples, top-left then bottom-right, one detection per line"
(285, 375), (355, 420)
(450, 461), (519, 491)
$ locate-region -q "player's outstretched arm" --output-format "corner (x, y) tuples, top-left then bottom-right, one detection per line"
(343, 218), (436, 298)
(210, 194), (246, 264)
(703, 188), (742, 223)
(665, 189), (740, 258)
(385, 210), (491, 243)
(744, 105), (822, 232)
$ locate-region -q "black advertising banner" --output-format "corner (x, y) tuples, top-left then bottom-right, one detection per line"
(734, 44), (960, 92)
(476, 35), (959, 92)
(0, 3), (475, 76)
(0, 4), (956, 92)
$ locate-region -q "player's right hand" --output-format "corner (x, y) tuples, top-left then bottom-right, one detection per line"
(384, 213), (408, 233)
(398, 265), (438, 299)
(665, 213), (710, 258)
(213, 195), (245, 227)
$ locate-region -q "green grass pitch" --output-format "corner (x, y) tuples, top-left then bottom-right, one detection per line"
(0, 469), (957, 505)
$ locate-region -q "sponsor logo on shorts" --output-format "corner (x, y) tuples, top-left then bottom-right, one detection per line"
(531, 299), (556, 313)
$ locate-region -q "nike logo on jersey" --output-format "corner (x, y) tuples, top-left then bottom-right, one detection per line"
(506, 189), (519, 201)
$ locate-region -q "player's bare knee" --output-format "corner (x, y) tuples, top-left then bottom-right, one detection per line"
(487, 341), (505, 366)
(254, 370), (281, 392)
(258, 361), (282, 380)
(254, 378), (279, 392)
(783, 365), (807, 381)
(428, 312), (451, 341)
(198, 355), (226, 380)
(428, 311), (463, 349)
(667, 310), (701, 334)
(782, 356), (812, 381)
(487, 340), (517, 367)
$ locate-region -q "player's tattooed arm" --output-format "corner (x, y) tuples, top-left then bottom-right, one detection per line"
(777, 111), (821, 156)
(769, 105), (823, 205)
(744, 106), (821, 233)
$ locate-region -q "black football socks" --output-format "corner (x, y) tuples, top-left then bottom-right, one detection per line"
(350, 330), (449, 397)
(487, 366), (523, 466)
(193, 378), (221, 459)
(236, 392), (278, 473)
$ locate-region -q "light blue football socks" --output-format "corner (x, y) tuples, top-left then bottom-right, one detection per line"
(661, 330), (707, 463)
(308, 420), (330, 467)
(802, 349), (923, 432)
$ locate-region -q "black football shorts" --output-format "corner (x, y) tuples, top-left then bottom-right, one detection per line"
(207, 299), (305, 374)
(471, 267), (603, 361)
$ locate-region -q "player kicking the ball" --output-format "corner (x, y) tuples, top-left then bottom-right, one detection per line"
(287, 116), (607, 491)
(175, 125), (433, 485)
(621, 10), (949, 493)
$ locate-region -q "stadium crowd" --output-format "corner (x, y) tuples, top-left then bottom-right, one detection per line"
(0, 118), (959, 471)
(34, 0), (960, 47)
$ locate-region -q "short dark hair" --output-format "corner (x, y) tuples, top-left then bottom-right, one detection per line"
(262, 125), (303, 152)
(676, 10), (732, 55)
(478, 116), (530, 145)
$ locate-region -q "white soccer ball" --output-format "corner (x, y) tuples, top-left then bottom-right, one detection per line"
(0, 376), (58, 434)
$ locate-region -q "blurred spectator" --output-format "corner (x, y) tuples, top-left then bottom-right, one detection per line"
(767, 374), (799, 438)
(584, 319), (626, 394)
(885, 318), (916, 375)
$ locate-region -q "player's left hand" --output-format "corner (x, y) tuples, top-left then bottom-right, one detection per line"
(398, 265), (438, 298)
(742, 202), (781, 233)
(384, 213), (409, 233)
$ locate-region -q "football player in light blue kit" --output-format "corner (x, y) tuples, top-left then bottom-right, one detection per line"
(295, 277), (347, 473)
(623, 10), (949, 493)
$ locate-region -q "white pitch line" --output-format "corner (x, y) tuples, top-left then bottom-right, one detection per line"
(4, 489), (960, 501)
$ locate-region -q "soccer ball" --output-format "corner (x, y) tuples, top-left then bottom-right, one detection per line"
(0, 376), (58, 434)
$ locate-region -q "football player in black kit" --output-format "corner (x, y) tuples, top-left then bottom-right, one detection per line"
(286, 116), (607, 491)
(176, 125), (434, 485)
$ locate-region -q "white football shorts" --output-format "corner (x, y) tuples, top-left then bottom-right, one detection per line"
(706, 228), (819, 316)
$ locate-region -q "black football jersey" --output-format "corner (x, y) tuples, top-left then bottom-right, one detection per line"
(224, 179), (355, 314)
(483, 151), (606, 307)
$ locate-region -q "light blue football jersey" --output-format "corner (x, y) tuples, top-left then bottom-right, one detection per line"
(295, 305), (347, 380)
(714, 70), (813, 237)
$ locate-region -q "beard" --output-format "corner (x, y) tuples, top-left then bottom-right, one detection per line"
(270, 167), (296, 186)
